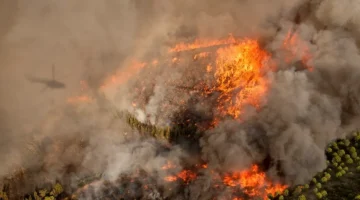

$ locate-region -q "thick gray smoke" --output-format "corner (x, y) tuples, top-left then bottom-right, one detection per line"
(113, 0), (360, 192)
(2, 0), (360, 199)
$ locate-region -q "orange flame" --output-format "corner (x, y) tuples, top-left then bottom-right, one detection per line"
(164, 169), (197, 183)
(223, 165), (287, 200)
(177, 170), (197, 182)
(162, 161), (177, 170)
(68, 33), (306, 199)
(193, 52), (211, 60)
(164, 176), (178, 182)
(214, 39), (270, 119)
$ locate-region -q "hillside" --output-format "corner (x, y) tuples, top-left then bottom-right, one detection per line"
(1, 113), (360, 200)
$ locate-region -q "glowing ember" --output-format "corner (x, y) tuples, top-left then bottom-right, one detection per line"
(177, 170), (197, 182)
(214, 39), (270, 119)
(164, 169), (197, 183)
(164, 176), (178, 182)
(223, 165), (287, 200)
(161, 161), (177, 170)
(171, 57), (179, 63)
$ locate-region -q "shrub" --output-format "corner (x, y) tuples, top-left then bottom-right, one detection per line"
(332, 156), (341, 163)
(338, 150), (346, 157)
(346, 158), (354, 164)
(325, 173), (331, 179)
(332, 142), (339, 149)
(336, 171), (343, 177)
(316, 183), (322, 189)
(39, 189), (47, 198)
(283, 189), (289, 196)
(33, 192), (41, 200)
(349, 146), (357, 153)
(321, 190), (327, 197)
(294, 187), (302, 195)
(50, 183), (63, 197)
(352, 152), (358, 159)
(355, 135), (360, 141)
(344, 139), (351, 146)
(321, 177), (327, 183)
(316, 192), (323, 199)
(298, 194), (306, 200)
(312, 178), (317, 184)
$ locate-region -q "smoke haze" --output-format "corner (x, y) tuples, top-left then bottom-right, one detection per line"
(1, 0), (360, 199)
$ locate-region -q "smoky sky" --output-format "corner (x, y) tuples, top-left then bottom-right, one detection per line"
(1, 0), (360, 199)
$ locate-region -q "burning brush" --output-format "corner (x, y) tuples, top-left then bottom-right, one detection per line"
(40, 10), (360, 197)
(63, 30), (320, 200)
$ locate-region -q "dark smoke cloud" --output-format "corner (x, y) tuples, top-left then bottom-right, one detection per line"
(1, 0), (360, 199)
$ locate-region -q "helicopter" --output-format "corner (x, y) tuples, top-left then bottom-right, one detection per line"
(26, 65), (66, 90)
